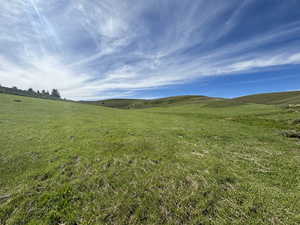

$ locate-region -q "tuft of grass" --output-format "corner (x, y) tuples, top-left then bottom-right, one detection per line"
(0, 93), (300, 225)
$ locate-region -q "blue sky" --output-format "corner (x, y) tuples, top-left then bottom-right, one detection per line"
(0, 0), (300, 100)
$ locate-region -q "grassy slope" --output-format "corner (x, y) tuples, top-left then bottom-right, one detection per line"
(234, 91), (300, 105)
(83, 91), (300, 110)
(82, 95), (222, 109)
(0, 93), (300, 225)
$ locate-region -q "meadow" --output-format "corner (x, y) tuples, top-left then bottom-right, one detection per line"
(0, 93), (299, 225)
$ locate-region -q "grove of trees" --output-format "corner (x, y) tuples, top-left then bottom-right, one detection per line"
(0, 84), (61, 100)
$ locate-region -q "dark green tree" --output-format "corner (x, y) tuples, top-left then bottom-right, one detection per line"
(41, 90), (46, 96)
(28, 88), (35, 96)
(51, 89), (61, 98)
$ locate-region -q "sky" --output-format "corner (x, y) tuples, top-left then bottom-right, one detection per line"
(0, 0), (300, 100)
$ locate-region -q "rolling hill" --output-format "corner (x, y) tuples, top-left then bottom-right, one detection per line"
(82, 91), (300, 109)
(81, 95), (224, 109)
(233, 91), (300, 105)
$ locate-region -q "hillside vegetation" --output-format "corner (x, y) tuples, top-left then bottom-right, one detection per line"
(82, 95), (223, 109)
(0, 93), (300, 225)
(83, 91), (300, 110)
(234, 91), (300, 106)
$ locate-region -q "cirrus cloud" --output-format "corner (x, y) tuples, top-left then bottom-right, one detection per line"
(1, 0), (300, 100)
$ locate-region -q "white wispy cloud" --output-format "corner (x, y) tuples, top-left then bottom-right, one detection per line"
(0, 0), (300, 100)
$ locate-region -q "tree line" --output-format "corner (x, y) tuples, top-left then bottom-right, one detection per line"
(0, 84), (61, 100)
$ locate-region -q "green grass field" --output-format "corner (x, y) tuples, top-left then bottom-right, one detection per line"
(0, 93), (300, 225)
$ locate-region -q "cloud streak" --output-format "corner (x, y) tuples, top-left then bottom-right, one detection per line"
(1, 0), (300, 100)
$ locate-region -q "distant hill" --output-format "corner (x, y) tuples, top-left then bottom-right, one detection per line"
(3, 87), (297, 109)
(82, 95), (223, 109)
(82, 91), (300, 109)
(233, 91), (300, 105)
